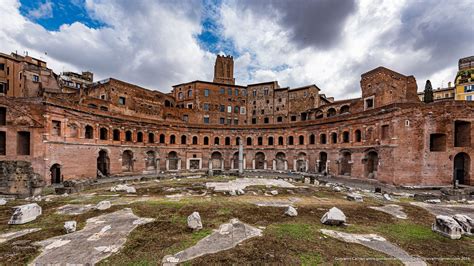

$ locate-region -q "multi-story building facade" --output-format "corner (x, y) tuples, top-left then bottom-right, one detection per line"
(418, 85), (455, 102)
(1, 52), (473, 197)
(455, 56), (474, 101)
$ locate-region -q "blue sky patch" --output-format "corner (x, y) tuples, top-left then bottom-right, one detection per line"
(19, 0), (105, 31)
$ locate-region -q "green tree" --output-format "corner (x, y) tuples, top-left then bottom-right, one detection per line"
(424, 80), (433, 103)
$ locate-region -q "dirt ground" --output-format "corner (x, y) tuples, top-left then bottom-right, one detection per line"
(0, 176), (473, 265)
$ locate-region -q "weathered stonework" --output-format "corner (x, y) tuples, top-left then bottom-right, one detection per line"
(0, 53), (473, 196)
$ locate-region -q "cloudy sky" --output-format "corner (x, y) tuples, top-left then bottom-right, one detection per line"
(0, 0), (472, 99)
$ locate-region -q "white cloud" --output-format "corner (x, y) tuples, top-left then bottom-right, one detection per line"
(0, 0), (215, 92)
(27, 0), (53, 19)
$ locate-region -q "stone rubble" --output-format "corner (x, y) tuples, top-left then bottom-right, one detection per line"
(369, 205), (407, 219)
(432, 215), (463, 239)
(452, 214), (473, 236)
(346, 193), (363, 202)
(162, 218), (262, 265)
(110, 184), (136, 194)
(8, 203), (42, 225)
(0, 228), (41, 244)
(64, 221), (77, 234)
(206, 178), (294, 192)
(95, 201), (112, 210)
(187, 212), (203, 231)
(321, 207), (346, 226)
(284, 206), (298, 217)
(425, 199), (441, 204)
(0, 198), (7, 205)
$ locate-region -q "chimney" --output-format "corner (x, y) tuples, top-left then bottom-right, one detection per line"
(448, 81), (452, 88)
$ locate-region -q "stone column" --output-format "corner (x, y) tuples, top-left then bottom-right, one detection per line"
(177, 159), (181, 170)
(252, 159), (255, 169)
(272, 159), (276, 170)
(284, 160), (288, 170)
(238, 139), (244, 175)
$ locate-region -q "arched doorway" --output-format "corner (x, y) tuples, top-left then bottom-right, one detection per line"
(122, 150), (134, 172)
(255, 152), (265, 169)
(50, 164), (61, 184)
(146, 151), (157, 171)
(97, 150), (110, 177)
(296, 152), (307, 172)
(365, 151), (378, 179)
(454, 152), (470, 185)
(276, 152), (286, 170)
(211, 151), (223, 169)
(339, 151), (352, 176)
(318, 152), (327, 173)
(168, 151), (179, 170)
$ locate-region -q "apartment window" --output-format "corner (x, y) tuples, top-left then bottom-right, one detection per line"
(214, 137), (220, 145)
(170, 135), (176, 144)
(100, 128), (108, 140)
(125, 130), (133, 141)
(277, 116), (283, 122)
(85, 125), (94, 139)
(0, 107), (6, 125)
(17, 131), (30, 155)
(204, 136), (209, 145)
(264, 88), (269, 95)
(234, 106), (239, 113)
(381, 125), (389, 140)
(264, 117), (269, 124)
(430, 133), (446, 152)
(228, 88), (232, 96)
(320, 134), (327, 144)
(52, 120), (61, 136)
(203, 103), (209, 111)
(258, 137), (263, 145)
(227, 106), (232, 113)
(220, 88), (225, 94)
(204, 89), (209, 97)
(225, 137), (231, 145)
(0, 83), (6, 94)
(240, 107), (246, 115)
(246, 137), (252, 145)
(220, 105), (225, 112)
(235, 89), (239, 96)
(234, 119), (238, 125)
(0, 131), (5, 155)
(109, 129), (119, 141)
(343, 131), (350, 143)
(220, 117), (225, 124)
(253, 90), (257, 96)
(192, 136), (198, 145)
(464, 85), (474, 92)
(203, 116), (209, 124)
(118, 96), (126, 105)
(187, 90), (192, 97)
(291, 116), (297, 121)
(148, 133), (155, 143)
(467, 95), (473, 101)
(288, 136), (294, 145)
(227, 118), (232, 125)
(32, 75), (39, 82)
(278, 136), (284, 145)
(299, 135), (304, 145)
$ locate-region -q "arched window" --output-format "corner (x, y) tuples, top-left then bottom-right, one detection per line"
(258, 137), (263, 146)
(148, 132), (155, 143)
(178, 92), (183, 99)
(187, 90), (192, 97)
(137, 132), (143, 142)
(309, 134), (315, 145)
(299, 135), (304, 145)
(268, 136), (274, 145)
(113, 129), (120, 141)
(278, 136), (284, 145)
(247, 137), (252, 146)
(85, 125), (94, 139)
(355, 130), (361, 142)
(125, 130), (132, 142)
(204, 136), (209, 145)
(181, 135), (187, 144)
(235, 137), (241, 145)
(331, 132), (338, 144)
(342, 131), (350, 143)
(327, 108), (336, 117)
(164, 100), (171, 107)
(159, 134), (165, 143)
(340, 105), (350, 114)
(170, 135), (176, 144)
(214, 137), (220, 145)
(192, 136), (198, 145)
(99, 127), (108, 140)
(288, 136), (294, 145)
(234, 106), (239, 113)
(225, 137), (231, 145)
(320, 134), (327, 144)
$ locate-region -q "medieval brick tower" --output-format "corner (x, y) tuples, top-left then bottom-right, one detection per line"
(213, 55), (235, 85)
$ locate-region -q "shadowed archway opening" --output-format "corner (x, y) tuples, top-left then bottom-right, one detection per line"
(454, 152), (470, 185)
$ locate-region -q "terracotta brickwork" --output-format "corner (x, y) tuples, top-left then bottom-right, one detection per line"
(1, 54), (473, 189)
